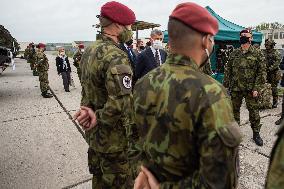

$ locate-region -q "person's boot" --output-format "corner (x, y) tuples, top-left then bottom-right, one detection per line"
(41, 91), (53, 98)
(275, 116), (284, 125)
(253, 132), (263, 146)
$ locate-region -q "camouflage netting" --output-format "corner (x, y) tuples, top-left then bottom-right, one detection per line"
(0, 25), (19, 53)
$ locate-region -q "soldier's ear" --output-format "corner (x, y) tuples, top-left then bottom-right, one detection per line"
(202, 35), (211, 50)
(114, 23), (124, 34)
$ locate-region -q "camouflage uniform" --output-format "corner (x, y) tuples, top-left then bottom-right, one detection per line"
(35, 50), (50, 93)
(133, 53), (242, 188)
(200, 61), (213, 75)
(275, 92), (284, 125)
(29, 47), (38, 75)
(224, 46), (266, 133)
(263, 44), (281, 106)
(24, 47), (29, 60)
(27, 47), (35, 70)
(265, 124), (284, 188)
(73, 50), (83, 82)
(80, 36), (134, 189)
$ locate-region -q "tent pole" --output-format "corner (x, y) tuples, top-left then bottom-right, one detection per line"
(136, 26), (138, 44)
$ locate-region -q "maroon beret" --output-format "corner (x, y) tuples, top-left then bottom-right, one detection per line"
(240, 29), (252, 35)
(100, 1), (136, 26)
(170, 2), (218, 35)
(38, 43), (46, 48)
(78, 44), (84, 49)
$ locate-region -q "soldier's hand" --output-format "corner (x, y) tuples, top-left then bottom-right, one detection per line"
(141, 166), (160, 189)
(80, 106), (97, 131)
(252, 91), (258, 98)
(73, 107), (92, 129)
(134, 171), (150, 189)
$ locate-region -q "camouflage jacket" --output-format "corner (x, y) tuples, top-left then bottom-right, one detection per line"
(35, 51), (49, 72)
(73, 50), (83, 68)
(80, 36), (135, 153)
(133, 53), (242, 189)
(24, 48), (29, 59)
(263, 49), (281, 73)
(223, 46), (266, 92)
(265, 124), (284, 189)
(27, 48), (36, 63)
(200, 61), (213, 76)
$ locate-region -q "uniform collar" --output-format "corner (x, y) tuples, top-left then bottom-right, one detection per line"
(166, 53), (199, 70)
(240, 45), (254, 54)
(102, 35), (122, 49)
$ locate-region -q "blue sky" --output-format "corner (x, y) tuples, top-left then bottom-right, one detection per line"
(1, 0), (283, 43)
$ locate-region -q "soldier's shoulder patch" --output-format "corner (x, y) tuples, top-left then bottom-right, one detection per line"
(109, 64), (133, 95)
(122, 75), (132, 89)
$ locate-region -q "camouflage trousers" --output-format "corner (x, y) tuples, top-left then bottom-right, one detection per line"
(231, 91), (261, 132)
(267, 73), (279, 102)
(280, 93), (284, 117)
(88, 148), (131, 189)
(265, 125), (284, 188)
(76, 67), (81, 83)
(30, 61), (34, 70)
(38, 71), (49, 93)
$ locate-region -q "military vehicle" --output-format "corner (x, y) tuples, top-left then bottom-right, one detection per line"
(0, 46), (12, 73)
(0, 25), (19, 74)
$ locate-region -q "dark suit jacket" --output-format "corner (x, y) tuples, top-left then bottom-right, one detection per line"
(120, 44), (137, 72)
(56, 56), (71, 74)
(135, 47), (167, 80)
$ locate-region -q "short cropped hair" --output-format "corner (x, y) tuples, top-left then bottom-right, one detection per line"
(168, 18), (200, 50)
(150, 29), (163, 37)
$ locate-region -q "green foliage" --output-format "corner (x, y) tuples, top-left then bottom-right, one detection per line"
(253, 22), (284, 31)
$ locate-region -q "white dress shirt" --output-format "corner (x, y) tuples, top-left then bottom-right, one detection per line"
(150, 46), (162, 65)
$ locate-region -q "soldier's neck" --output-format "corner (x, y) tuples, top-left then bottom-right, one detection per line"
(104, 33), (118, 44)
(241, 44), (251, 52)
(171, 48), (201, 67)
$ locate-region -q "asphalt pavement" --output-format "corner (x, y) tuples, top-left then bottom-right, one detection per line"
(0, 53), (282, 189)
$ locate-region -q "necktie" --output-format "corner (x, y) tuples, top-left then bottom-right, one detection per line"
(127, 47), (134, 62)
(155, 49), (160, 66)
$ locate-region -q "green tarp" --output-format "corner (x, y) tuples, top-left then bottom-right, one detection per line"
(163, 6), (262, 43)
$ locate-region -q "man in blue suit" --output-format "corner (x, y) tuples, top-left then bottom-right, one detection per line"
(120, 39), (136, 73)
(135, 29), (167, 80)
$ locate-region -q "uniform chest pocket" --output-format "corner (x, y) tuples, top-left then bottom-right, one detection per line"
(238, 57), (256, 70)
(246, 56), (257, 64)
(110, 64), (133, 96)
